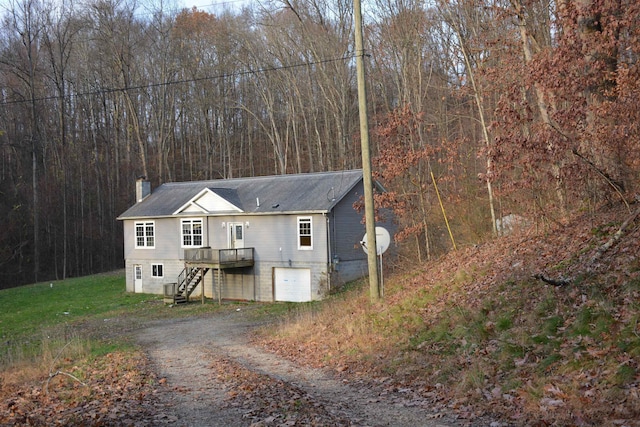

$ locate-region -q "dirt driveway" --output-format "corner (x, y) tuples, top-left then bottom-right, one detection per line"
(136, 306), (459, 427)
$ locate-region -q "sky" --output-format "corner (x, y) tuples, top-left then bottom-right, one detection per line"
(182, 0), (246, 9)
(180, 0), (247, 11)
(0, 0), (250, 18)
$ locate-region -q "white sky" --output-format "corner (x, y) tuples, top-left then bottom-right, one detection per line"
(0, 0), (250, 17)
(178, 0), (250, 12)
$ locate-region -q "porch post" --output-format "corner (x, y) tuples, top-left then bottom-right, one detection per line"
(218, 268), (222, 304)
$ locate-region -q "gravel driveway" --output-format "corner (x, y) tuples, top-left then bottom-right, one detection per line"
(136, 306), (458, 427)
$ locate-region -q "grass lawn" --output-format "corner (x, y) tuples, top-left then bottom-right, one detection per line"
(0, 271), (161, 365)
(0, 271), (290, 367)
(0, 271), (154, 339)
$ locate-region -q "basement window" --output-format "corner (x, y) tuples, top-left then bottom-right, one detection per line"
(151, 264), (164, 278)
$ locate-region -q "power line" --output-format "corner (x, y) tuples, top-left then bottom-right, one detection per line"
(0, 53), (357, 107)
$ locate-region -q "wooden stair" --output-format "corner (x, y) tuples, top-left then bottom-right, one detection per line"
(164, 266), (209, 304)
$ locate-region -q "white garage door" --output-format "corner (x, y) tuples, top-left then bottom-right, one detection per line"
(274, 268), (311, 302)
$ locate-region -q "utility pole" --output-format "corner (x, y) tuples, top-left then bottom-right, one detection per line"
(354, 0), (380, 301)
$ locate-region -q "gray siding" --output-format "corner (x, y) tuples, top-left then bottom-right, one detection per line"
(123, 217), (197, 260)
(124, 258), (185, 294)
(123, 213), (331, 301)
(329, 182), (368, 262)
(326, 182), (368, 287)
(330, 259), (370, 285)
(326, 181), (396, 288)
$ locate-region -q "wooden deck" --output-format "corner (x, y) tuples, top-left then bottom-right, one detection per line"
(162, 247), (256, 304)
(183, 247), (254, 269)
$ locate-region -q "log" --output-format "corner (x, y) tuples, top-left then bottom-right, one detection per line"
(533, 274), (571, 287)
(592, 204), (640, 262)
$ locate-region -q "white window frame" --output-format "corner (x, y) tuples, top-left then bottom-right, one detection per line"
(151, 263), (164, 278)
(297, 216), (313, 250)
(135, 221), (155, 248)
(181, 218), (204, 248)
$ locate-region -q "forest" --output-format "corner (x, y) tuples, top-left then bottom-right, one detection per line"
(0, 0), (638, 288)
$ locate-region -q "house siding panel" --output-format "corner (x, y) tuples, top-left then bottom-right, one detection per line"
(326, 182), (369, 286)
(214, 214), (329, 301)
(124, 218), (186, 261)
(330, 182), (368, 262)
(125, 258), (185, 294)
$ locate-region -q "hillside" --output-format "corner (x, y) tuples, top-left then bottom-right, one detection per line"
(259, 202), (640, 426)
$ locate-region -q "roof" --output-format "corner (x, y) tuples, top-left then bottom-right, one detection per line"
(117, 170), (364, 220)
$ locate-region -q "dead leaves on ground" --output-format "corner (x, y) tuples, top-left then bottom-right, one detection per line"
(258, 203), (640, 426)
(0, 351), (161, 426)
(208, 356), (353, 426)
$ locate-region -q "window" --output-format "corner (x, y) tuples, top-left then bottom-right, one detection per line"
(135, 221), (155, 248)
(298, 217), (312, 250)
(182, 218), (203, 247)
(151, 264), (164, 278)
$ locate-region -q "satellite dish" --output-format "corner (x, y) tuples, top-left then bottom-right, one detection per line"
(361, 226), (391, 255)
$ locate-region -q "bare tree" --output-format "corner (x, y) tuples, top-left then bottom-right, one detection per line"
(439, 0), (498, 233)
(41, 0), (85, 278)
(0, 0), (48, 283)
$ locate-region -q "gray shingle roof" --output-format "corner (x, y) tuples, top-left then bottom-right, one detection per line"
(117, 170), (364, 219)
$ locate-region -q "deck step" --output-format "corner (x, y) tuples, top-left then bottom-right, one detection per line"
(173, 295), (187, 304)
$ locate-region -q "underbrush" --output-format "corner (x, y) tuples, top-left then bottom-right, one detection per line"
(261, 204), (640, 426)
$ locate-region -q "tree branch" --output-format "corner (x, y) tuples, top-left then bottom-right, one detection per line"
(45, 370), (88, 394)
(591, 203), (640, 263)
(43, 339), (88, 394)
(572, 148), (629, 211)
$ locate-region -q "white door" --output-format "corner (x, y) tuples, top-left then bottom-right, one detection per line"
(274, 268), (311, 302)
(229, 223), (244, 248)
(134, 265), (143, 293)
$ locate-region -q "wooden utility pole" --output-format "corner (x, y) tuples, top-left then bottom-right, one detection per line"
(354, 0), (380, 301)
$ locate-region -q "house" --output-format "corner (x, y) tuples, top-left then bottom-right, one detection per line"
(117, 170), (389, 303)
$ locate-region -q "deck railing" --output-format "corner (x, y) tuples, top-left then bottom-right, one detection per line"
(183, 247), (254, 264)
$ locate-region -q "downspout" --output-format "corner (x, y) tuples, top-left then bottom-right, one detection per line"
(207, 216), (211, 299)
(206, 216), (210, 247)
(325, 212), (332, 293)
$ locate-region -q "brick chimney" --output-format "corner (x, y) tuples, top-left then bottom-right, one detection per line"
(136, 176), (151, 202)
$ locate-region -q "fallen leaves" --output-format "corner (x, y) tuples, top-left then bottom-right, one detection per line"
(0, 351), (161, 426)
(207, 356), (353, 426)
(258, 203), (640, 426)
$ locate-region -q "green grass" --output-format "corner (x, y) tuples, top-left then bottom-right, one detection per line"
(0, 272), (154, 340)
(0, 272), (159, 366)
(0, 271), (293, 368)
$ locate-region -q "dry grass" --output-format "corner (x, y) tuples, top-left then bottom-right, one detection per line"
(260, 203), (640, 426)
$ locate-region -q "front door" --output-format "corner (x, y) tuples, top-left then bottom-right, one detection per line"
(229, 223), (244, 249)
(134, 265), (143, 292)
